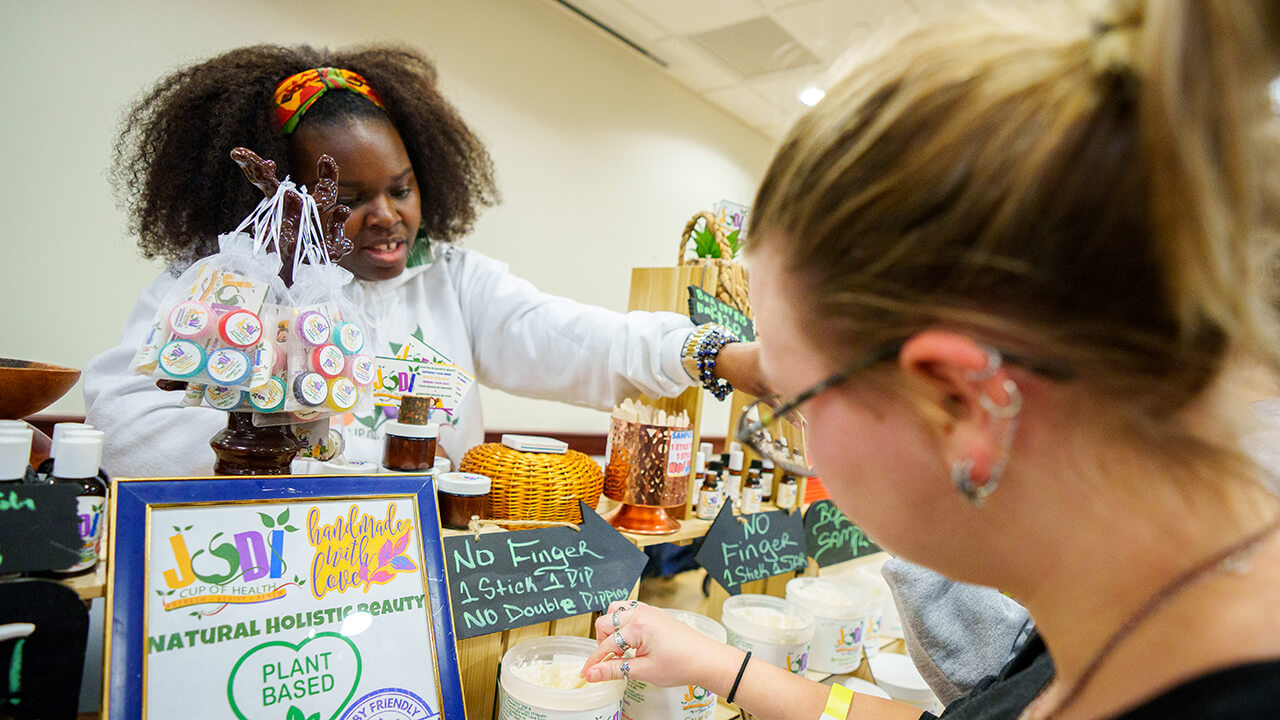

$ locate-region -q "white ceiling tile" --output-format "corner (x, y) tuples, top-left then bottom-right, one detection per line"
(650, 37), (742, 91)
(619, 0), (767, 36)
(772, 0), (888, 62)
(746, 68), (824, 113)
(704, 85), (791, 129)
(564, 0), (673, 44)
(754, 120), (795, 142)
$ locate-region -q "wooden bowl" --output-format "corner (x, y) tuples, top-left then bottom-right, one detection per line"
(0, 358), (81, 420)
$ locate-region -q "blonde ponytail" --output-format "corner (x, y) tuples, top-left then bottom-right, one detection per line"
(1139, 0), (1280, 365)
(750, 0), (1280, 449)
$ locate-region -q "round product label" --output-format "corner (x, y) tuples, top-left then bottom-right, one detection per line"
(219, 309), (263, 347)
(349, 354), (376, 386)
(158, 339), (205, 379)
(206, 347), (252, 385)
(312, 344), (346, 377)
(333, 321), (365, 354)
(296, 310), (331, 346)
(326, 377), (359, 411)
(168, 301), (212, 339)
(249, 376), (286, 412)
(204, 385), (244, 410)
(294, 372), (329, 406)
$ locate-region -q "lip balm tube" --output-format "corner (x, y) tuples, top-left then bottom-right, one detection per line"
(158, 339), (206, 379)
(249, 342), (277, 390)
(168, 301), (213, 339)
(218, 309), (263, 348)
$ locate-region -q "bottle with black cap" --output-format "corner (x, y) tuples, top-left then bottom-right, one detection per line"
(741, 459), (764, 513)
(50, 433), (107, 576)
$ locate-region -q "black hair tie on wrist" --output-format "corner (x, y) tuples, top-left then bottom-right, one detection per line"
(727, 650), (751, 704)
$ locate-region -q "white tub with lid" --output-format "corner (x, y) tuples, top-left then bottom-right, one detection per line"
(499, 636), (624, 720)
(785, 577), (876, 673)
(719, 594), (815, 675)
(621, 609), (727, 720)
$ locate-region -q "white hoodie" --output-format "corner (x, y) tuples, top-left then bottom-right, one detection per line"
(84, 245), (695, 478)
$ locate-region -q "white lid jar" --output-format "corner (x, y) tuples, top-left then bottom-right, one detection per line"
(621, 609), (727, 720)
(719, 594), (815, 675)
(498, 635), (624, 720)
(785, 577), (876, 673)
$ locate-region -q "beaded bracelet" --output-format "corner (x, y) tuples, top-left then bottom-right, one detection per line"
(696, 326), (736, 400)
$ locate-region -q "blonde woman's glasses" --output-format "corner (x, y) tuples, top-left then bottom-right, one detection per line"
(735, 341), (1072, 477)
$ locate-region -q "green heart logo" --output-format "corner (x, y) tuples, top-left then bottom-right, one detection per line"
(227, 632), (361, 720)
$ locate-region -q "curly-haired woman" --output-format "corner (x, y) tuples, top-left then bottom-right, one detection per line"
(85, 44), (763, 477)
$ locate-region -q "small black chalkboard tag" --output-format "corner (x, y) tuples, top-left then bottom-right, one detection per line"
(803, 499), (882, 567)
(687, 286), (756, 341)
(695, 501), (807, 595)
(442, 502), (648, 639)
(0, 484), (82, 574)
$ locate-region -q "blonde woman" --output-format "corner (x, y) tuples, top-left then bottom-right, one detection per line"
(584, 1), (1280, 718)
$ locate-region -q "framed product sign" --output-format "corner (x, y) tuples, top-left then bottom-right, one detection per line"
(104, 474), (463, 720)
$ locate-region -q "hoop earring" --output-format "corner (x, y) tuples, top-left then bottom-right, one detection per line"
(951, 457), (998, 506)
(979, 380), (1022, 419)
(965, 347), (1003, 382)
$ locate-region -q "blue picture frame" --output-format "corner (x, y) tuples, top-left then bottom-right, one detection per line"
(103, 473), (462, 720)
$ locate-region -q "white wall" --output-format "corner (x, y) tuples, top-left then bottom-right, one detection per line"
(1, 0), (772, 438)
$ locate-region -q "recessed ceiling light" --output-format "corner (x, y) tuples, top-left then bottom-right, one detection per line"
(799, 86), (826, 107)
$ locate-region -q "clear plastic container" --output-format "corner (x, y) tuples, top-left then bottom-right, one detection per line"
(719, 594), (814, 675)
(621, 609), (727, 720)
(498, 635), (625, 720)
(785, 577), (876, 673)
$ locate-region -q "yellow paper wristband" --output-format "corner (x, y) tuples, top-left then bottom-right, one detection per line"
(819, 683), (854, 720)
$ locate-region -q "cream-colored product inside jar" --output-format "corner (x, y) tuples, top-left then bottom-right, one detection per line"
(498, 635), (625, 720)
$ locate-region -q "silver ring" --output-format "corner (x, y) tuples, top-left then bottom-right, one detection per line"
(628, 600), (638, 608)
(611, 608), (624, 631)
(620, 660), (631, 679)
(613, 630), (630, 652)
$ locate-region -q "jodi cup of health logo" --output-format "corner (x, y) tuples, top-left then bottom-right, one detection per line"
(156, 507), (307, 618)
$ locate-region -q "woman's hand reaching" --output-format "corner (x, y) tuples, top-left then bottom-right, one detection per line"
(580, 601), (741, 691)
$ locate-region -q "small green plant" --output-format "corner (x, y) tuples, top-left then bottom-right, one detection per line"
(692, 227), (741, 259)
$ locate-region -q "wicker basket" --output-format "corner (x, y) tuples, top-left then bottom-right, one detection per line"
(458, 443), (604, 524)
(679, 210), (752, 319)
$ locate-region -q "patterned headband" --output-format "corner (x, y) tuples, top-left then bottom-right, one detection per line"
(272, 67), (386, 135)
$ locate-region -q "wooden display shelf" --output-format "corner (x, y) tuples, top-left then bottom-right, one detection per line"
(620, 516), (712, 548)
(63, 560), (107, 601)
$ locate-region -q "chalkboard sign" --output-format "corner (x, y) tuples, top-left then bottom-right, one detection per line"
(0, 483), (81, 574)
(443, 502), (648, 639)
(695, 503), (807, 595)
(687, 286), (756, 341)
(803, 499), (881, 567)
